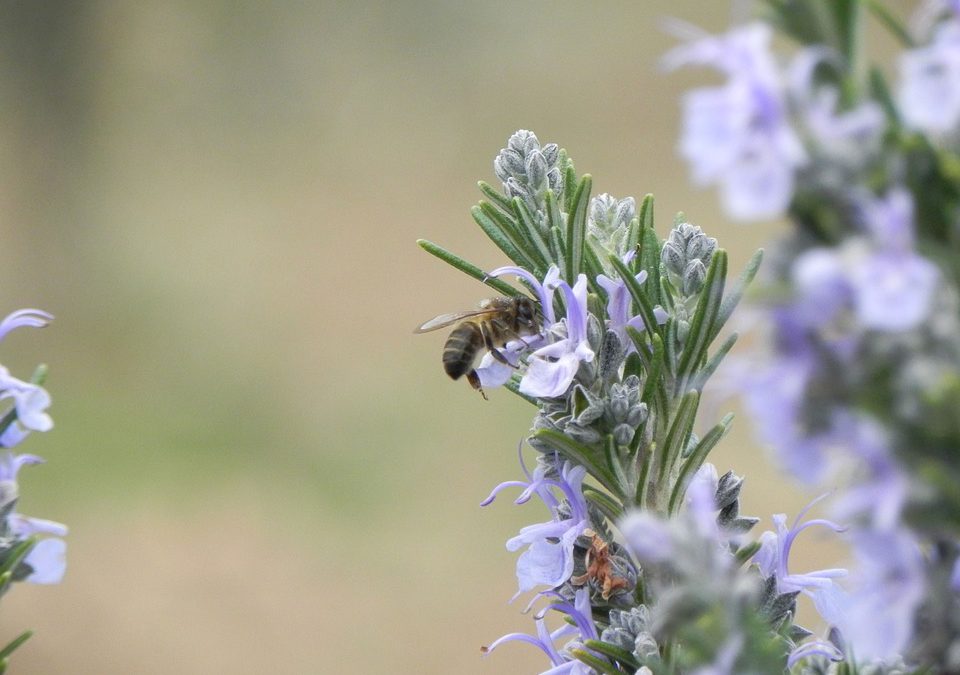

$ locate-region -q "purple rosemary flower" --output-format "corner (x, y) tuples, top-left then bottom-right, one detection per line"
(0, 451), (67, 584)
(0, 309), (53, 341)
(787, 639), (843, 668)
(597, 258), (669, 349)
(482, 456), (590, 595)
(0, 308), (54, 448)
(664, 22), (806, 220)
(483, 587), (597, 674)
(753, 496), (847, 618)
(899, 17), (960, 135)
(619, 510), (675, 564)
(851, 189), (939, 332)
(520, 273), (594, 399)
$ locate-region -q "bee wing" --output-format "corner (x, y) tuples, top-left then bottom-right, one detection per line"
(414, 309), (497, 333)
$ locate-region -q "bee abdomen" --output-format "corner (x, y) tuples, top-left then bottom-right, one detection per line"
(443, 323), (484, 380)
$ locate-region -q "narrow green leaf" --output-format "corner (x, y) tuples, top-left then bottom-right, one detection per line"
(734, 541), (763, 567)
(864, 0), (914, 47)
(604, 435), (631, 505)
(583, 486), (625, 522)
(713, 249), (761, 342)
(477, 180), (516, 214)
(29, 364), (48, 387)
(637, 224), (662, 305)
(668, 413), (734, 514)
(563, 165), (578, 213)
(533, 429), (623, 500)
(565, 175), (592, 283)
(688, 332), (738, 393)
(0, 536), (36, 579)
(677, 250), (728, 392)
(869, 66), (901, 126)
(610, 255), (660, 344)
(417, 240), (522, 297)
(570, 649), (619, 675)
(471, 205), (536, 270)
(0, 631), (32, 662)
(479, 202), (545, 274)
(514, 198), (556, 268)
(582, 243), (606, 297)
(626, 217), (641, 257)
(583, 640), (641, 670)
(658, 391), (700, 484)
(636, 439), (654, 509)
(549, 225), (565, 271)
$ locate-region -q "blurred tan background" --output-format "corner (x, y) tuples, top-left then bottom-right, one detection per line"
(0, 1), (854, 673)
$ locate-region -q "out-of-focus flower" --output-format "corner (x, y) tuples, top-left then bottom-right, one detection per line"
(665, 22), (806, 220)
(851, 189), (939, 332)
(817, 529), (925, 661)
(899, 18), (960, 135)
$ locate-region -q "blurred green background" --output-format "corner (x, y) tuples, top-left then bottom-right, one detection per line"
(0, 1), (852, 672)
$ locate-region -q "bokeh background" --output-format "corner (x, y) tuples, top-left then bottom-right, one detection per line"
(0, 1), (873, 672)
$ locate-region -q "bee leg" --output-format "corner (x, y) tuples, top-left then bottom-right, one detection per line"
(481, 322), (519, 369)
(466, 370), (488, 400)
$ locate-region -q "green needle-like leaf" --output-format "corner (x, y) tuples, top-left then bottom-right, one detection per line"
(565, 175), (592, 283)
(734, 541), (763, 567)
(533, 429), (624, 500)
(604, 434), (631, 504)
(417, 240), (522, 297)
(583, 486), (625, 522)
(713, 249), (761, 343)
(478, 202), (545, 275)
(658, 391), (700, 485)
(513, 198), (556, 268)
(637, 223), (662, 305)
(504, 374), (539, 406)
(668, 413), (734, 515)
(688, 332), (738, 393)
(477, 180), (516, 214)
(0, 631), (32, 662)
(869, 66), (902, 126)
(471, 204), (537, 271)
(570, 649), (620, 675)
(583, 640), (642, 670)
(864, 0), (914, 47)
(0, 536), (36, 580)
(676, 250), (728, 392)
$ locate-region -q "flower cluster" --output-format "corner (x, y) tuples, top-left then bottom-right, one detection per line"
(0, 308), (66, 663)
(671, 1), (960, 670)
(419, 130), (833, 672)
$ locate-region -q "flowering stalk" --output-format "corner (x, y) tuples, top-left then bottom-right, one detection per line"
(0, 309), (66, 669)
(670, 0), (960, 670)
(418, 131), (836, 672)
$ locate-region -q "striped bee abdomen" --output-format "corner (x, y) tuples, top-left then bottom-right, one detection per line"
(442, 322), (484, 380)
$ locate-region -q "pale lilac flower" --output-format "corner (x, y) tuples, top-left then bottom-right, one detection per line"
(665, 22), (806, 220)
(754, 496), (847, 613)
(596, 259), (669, 349)
(817, 529), (925, 661)
(619, 511), (675, 564)
(0, 309), (53, 342)
(899, 18), (960, 134)
(790, 247), (851, 330)
(787, 639), (843, 668)
(482, 458), (590, 595)
(484, 587), (597, 675)
(851, 189), (938, 331)
(520, 274), (595, 399)
(0, 451), (67, 584)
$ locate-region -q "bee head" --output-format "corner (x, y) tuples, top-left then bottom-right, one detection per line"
(516, 296), (539, 331)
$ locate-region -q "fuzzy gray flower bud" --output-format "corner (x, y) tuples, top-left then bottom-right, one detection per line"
(588, 193), (636, 260)
(662, 222), (717, 297)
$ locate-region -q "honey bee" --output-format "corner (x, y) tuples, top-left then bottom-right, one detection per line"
(415, 296), (541, 398)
